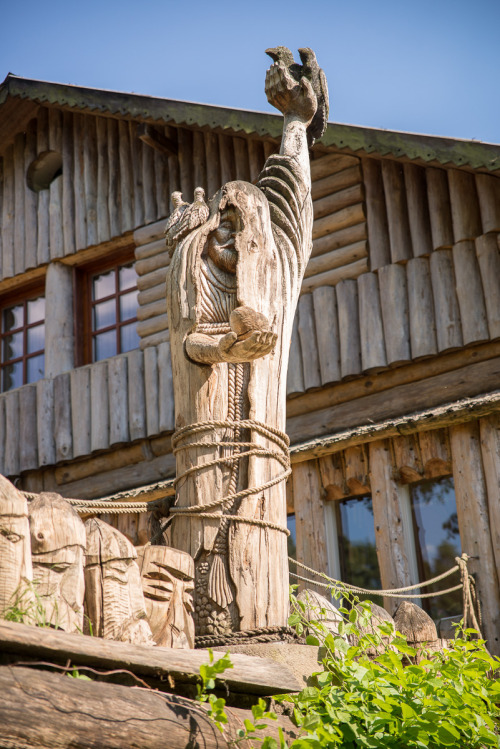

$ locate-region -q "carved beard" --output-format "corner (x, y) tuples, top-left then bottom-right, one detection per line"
(102, 566), (132, 640)
(207, 239), (238, 274)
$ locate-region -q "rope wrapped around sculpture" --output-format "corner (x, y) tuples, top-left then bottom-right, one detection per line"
(167, 418), (292, 536)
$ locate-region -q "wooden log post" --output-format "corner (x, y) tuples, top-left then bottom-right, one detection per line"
(478, 414), (500, 602)
(429, 249), (463, 352)
(406, 257), (438, 360)
(448, 169), (481, 242)
(362, 158), (391, 270)
(404, 163), (432, 258)
(475, 174), (500, 234)
(297, 294), (321, 390)
(449, 422), (500, 655)
(381, 160), (412, 263)
(452, 240), (489, 345)
(475, 234), (500, 339)
(312, 285), (341, 385)
(378, 263), (411, 366)
(426, 167), (453, 250)
(357, 272), (387, 373)
(336, 278), (362, 379)
(45, 261), (75, 377)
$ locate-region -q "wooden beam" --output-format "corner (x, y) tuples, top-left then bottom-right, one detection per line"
(137, 122), (178, 157)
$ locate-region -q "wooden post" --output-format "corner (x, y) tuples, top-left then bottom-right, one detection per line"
(336, 278), (362, 379)
(45, 261), (75, 377)
(312, 285), (341, 385)
(479, 414), (500, 602)
(297, 294), (321, 390)
(292, 460), (328, 593)
(406, 257), (437, 359)
(429, 249), (463, 352)
(450, 422), (500, 655)
(90, 360), (109, 452)
(369, 439), (413, 614)
(36, 378), (55, 467)
(378, 263), (410, 366)
(357, 272), (387, 373)
(54, 372), (73, 463)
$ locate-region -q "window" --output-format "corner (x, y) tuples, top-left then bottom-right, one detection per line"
(1, 294), (45, 392)
(78, 256), (140, 364)
(410, 476), (462, 621)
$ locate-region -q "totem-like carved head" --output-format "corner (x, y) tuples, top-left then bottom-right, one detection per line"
(138, 545), (195, 649)
(84, 518), (154, 645)
(0, 475), (33, 617)
(29, 493), (86, 632)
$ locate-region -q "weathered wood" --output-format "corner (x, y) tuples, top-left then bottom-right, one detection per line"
(107, 117), (121, 238)
(381, 160), (412, 263)
(139, 330), (170, 349)
(19, 384), (37, 472)
(344, 444), (369, 495)
(96, 116), (111, 243)
(23, 118), (38, 268)
(429, 249), (463, 352)
(369, 439), (412, 614)
(135, 236), (165, 260)
(448, 168), (481, 242)
(452, 240), (488, 345)
(118, 119), (134, 233)
(54, 442), (145, 486)
(137, 265), (168, 291)
(157, 341), (175, 433)
(0, 476), (32, 616)
(298, 294), (321, 390)
(305, 239), (367, 277)
(142, 132), (157, 225)
(54, 372), (72, 462)
(475, 233), (500, 339)
(0, 156), (4, 279)
(127, 348), (146, 441)
(61, 110), (76, 255)
(391, 433), (422, 483)
(73, 113), (87, 250)
(378, 263), (410, 366)
(479, 413), (500, 587)
(0, 397), (5, 476)
(70, 367), (91, 458)
(45, 261), (74, 377)
(48, 108), (63, 259)
(247, 138), (264, 183)
(292, 460), (328, 593)
(404, 163), (432, 257)
(83, 115), (98, 247)
(312, 164), (362, 201)
(205, 130), (221, 197)
(426, 166), (453, 250)
(287, 314), (305, 396)
(311, 221), (366, 259)
(450, 422), (500, 654)
(4, 389), (20, 477)
(336, 278), (362, 379)
(312, 202), (365, 241)
(313, 183), (363, 220)
(90, 360), (109, 453)
(475, 173), (500, 233)
(135, 248), (170, 276)
(301, 257), (368, 294)
(177, 127), (194, 200)
(36, 108), (50, 265)
(136, 313), (169, 339)
(233, 136), (250, 182)
(418, 428), (451, 478)
(144, 345), (159, 436)
(361, 157), (391, 270)
(13, 131), (26, 274)
(136, 298), (167, 322)
(165, 125), (181, 199)
(406, 257), (437, 359)
(311, 153), (359, 181)
(318, 452), (346, 500)
(36, 378), (55, 467)
(1, 145), (14, 277)
(393, 601), (437, 642)
(218, 133), (235, 185)
(358, 272), (387, 373)
(108, 355), (129, 445)
(154, 146), (169, 220)
(312, 285), (341, 384)
(130, 121), (145, 229)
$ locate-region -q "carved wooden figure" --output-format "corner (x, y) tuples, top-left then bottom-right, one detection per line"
(165, 51), (325, 635)
(29, 493), (86, 632)
(0, 475), (33, 618)
(138, 545), (195, 648)
(84, 518), (154, 645)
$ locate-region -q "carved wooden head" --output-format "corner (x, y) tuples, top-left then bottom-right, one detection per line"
(84, 518), (153, 645)
(138, 545), (195, 649)
(0, 475), (33, 617)
(28, 493), (86, 632)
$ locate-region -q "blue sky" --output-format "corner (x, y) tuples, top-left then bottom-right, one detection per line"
(1, 0), (499, 144)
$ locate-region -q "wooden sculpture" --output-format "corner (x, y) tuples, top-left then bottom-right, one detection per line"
(29, 493), (86, 632)
(165, 50), (327, 636)
(84, 518), (154, 645)
(0, 475), (33, 618)
(138, 545), (195, 648)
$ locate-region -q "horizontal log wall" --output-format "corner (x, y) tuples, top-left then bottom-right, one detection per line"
(0, 343), (174, 478)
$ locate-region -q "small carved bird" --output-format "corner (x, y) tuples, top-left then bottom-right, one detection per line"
(186, 186), (209, 230)
(265, 46), (302, 82)
(298, 47), (329, 146)
(165, 191), (188, 235)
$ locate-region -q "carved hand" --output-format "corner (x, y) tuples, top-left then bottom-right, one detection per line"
(265, 62), (317, 125)
(217, 330), (277, 363)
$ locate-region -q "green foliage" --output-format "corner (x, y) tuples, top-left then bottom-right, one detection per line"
(197, 592), (500, 748)
(2, 580), (55, 628)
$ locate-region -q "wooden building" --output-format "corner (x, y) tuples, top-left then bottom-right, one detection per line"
(0, 74), (499, 652)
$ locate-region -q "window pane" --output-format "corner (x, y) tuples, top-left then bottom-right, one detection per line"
(337, 496), (381, 592)
(287, 514), (297, 580)
(27, 296), (45, 324)
(2, 304), (23, 333)
(27, 323), (44, 354)
(119, 264), (137, 291)
(119, 290), (138, 322)
(93, 269), (116, 301)
(2, 331), (23, 361)
(120, 322), (140, 353)
(94, 330), (117, 361)
(93, 299), (116, 331)
(411, 477), (462, 620)
(1, 361), (23, 391)
(27, 354), (44, 383)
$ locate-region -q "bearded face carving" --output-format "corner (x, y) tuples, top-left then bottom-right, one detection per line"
(84, 518), (154, 645)
(138, 545), (195, 649)
(29, 493), (86, 632)
(0, 475), (33, 618)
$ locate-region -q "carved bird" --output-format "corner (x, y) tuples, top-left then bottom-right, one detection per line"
(265, 46), (302, 82)
(164, 191), (188, 235)
(186, 186), (209, 230)
(298, 47), (330, 146)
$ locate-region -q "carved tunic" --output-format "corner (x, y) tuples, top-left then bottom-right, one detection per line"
(166, 151), (312, 635)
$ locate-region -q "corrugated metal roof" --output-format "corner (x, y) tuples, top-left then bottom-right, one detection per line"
(1, 74), (499, 172)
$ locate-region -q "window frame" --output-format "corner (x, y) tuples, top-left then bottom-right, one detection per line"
(0, 281), (46, 393)
(75, 249), (139, 366)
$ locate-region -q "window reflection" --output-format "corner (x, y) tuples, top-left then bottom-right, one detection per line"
(410, 477), (461, 621)
(0, 295), (45, 392)
(335, 495), (381, 596)
(90, 262), (139, 362)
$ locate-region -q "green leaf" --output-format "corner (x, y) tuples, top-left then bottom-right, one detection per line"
(436, 722), (461, 745)
(244, 718), (255, 732)
(306, 634), (320, 646)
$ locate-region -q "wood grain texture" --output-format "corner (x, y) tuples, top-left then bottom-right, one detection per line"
(475, 173), (500, 234)
(144, 345), (159, 436)
(36, 378), (55, 467)
(48, 108), (63, 259)
(73, 113), (87, 250)
(406, 257), (437, 360)
(358, 272), (387, 373)
(36, 108), (50, 265)
(378, 263), (410, 366)
(61, 110), (76, 255)
(96, 115), (111, 243)
(298, 294), (321, 390)
(404, 163), (432, 257)
(83, 114), (98, 247)
(418, 428), (451, 478)
(292, 460), (328, 593)
(312, 285), (341, 385)
(452, 240), (488, 345)
(19, 384), (37, 472)
(287, 315), (305, 396)
(381, 160), (412, 263)
(157, 341), (175, 433)
(429, 249), (463, 352)
(108, 355), (129, 445)
(479, 413), (500, 590)
(127, 348), (146, 441)
(4, 389), (20, 477)
(448, 168), (481, 242)
(475, 233), (500, 339)
(54, 372), (73, 462)
(336, 278), (362, 379)
(70, 367), (91, 458)
(13, 132), (26, 274)
(426, 166), (453, 250)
